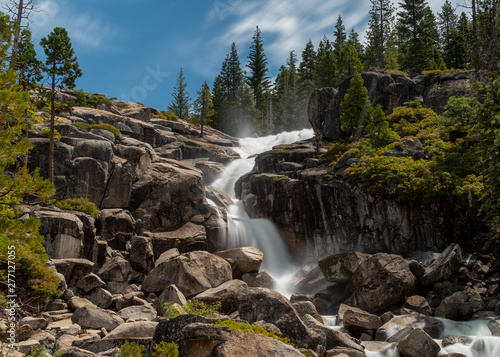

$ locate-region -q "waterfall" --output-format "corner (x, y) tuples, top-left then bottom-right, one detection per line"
(210, 129), (314, 296)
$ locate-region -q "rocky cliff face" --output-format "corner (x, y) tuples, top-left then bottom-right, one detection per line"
(309, 70), (472, 140)
(235, 141), (483, 262)
(236, 71), (482, 262)
(25, 95), (238, 263)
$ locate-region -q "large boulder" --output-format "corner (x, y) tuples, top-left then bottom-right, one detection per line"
(142, 251), (232, 297)
(103, 321), (158, 339)
(35, 210), (84, 259)
(345, 253), (417, 313)
(396, 328), (441, 357)
(375, 314), (444, 341)
(129, 236), (155, 273)
(52, 259), (94, 286)
(215, 247), (263, 278)
(420, 243), (462, 287)
(319, 251), (369, 283)
(97, 209), (136, 251)
(71, 305), (124, 331)
(130, 160), (207, 233)
(98, 256), (137, 283)
(149, 222), (207, 258)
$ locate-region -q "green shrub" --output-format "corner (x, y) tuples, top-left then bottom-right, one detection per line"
(151, 341), (179, 357)
(163, 298), (221, 319)
(88, 94), (113, 108)
(40, 128), (61, 141)
(216, 320), (292, 346)
(72, 121), (90, 131)
(160, 110), (178, 121)
(88, 123), (121, 139)
(117, 341), (145, 357)
(55, 197), (99, 218)
(73, 89), (88, 107)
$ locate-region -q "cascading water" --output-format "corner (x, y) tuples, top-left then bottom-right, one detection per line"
(210, 129), (314, 297)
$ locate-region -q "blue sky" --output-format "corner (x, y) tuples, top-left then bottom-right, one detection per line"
(2, 0), (464, 111)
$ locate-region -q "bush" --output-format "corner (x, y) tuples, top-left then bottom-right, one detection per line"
(87, 94), (113, 108)
(72, 121), (90, 131)
(117, 341), (145, 357)
(215, 320), (292, 346)
(40, 128), (61, 141)
(160, 110), (178, 122)
(55, 197), (99, 218)
(151, 341), (179, 357)
(88, 123), (121, 139)
(163, 298), (221, 319)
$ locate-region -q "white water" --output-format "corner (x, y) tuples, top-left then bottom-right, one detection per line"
(362, 318), (500, 357)
(210, 129), (314, 297)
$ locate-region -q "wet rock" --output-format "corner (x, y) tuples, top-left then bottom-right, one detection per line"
(345, 253), (416, 313)
(441, 335), (473, 347)
(341, 305), (381, 336)
(241, 271), (275, 288)
(403, 295), (432, 315)
(396, 328), (440, 357)
(420, 243), (462, 287)
(215, 247), (264, 278)
(319, 251), (370, 283)
(435, 291), (476, 321)
(375, 314), (444, 341)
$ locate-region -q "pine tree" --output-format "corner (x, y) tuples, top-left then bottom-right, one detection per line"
(438, 0), (458, 40)
(337, 41), (364, 79)
(348, 28), (365, 59)
(0, 14), (59, 302)
(366, 0), (395, 68)
(339, 74), (372, 141)
(246, 26), (270, 120)
(396, 0), (442, 71)
(315, 36), (336, 87)
(193, 81), (214, 137)
(15, 29), (42, 90)
(296, 40), (317, 129)
(40, 27), (82, 183)
(168, 68), (190, 120)
(365, 104), (392, 147)
(333, 15), (346, 57)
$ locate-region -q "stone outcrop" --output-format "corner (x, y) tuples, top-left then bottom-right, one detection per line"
(309, 71), (472, 141)
(235, 138), (482, 259)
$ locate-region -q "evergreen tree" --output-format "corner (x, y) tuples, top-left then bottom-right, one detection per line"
(443, 14), (470, 69)
(296, 40), (317, 128)
(348, 28), (365, 59)
(246, 26), (270, 118)
(15, 29), (42, 90)
(193, 81), (214, 137)
(212, 43), (257, 136)
(477, 0), (500, 70)
(40, 27), (82, 183)
(396, 0), (442, 71)
(339, 73), (372, 141)
(365, 0), (395, 68)
(315, 35), (336, 87)
(337, 41), (364, 79)
(168, 68), (190, 120)
(333, 15), (347, 57)
(0, 14), (59, 302)
(438, 0), (458, 40)
(365, 104), (392, 147)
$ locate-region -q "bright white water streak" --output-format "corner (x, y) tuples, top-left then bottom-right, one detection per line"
(210, 129), (314, 297)
(361, 318), (500, 357)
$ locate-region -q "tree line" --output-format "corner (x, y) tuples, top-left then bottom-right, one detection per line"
(168, 0), (499, 137)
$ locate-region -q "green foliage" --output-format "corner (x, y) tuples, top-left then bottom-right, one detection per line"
(117, 341), (145, 357)
(409, 99), (423, 109)
(168, 68), (190, 120)
(87, 94), (113, 108)
(72, 121), (90, 131)
(444, 96), (475, 125)
(163, 298), (222, 319)
(55, 197), (99, 218)
(364, 104), (396, 147)
(159, 110), (179, 121)
(216, 320), (292, 346)
(272, 175), (290, 182)
(193, 81), (214, 137)
(88, 123), (121, 139)
(151, 341), (179, 357)
(339, 74), (372, 139)
(73, 89), (88, 106)
(40, 127), (61, 140)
